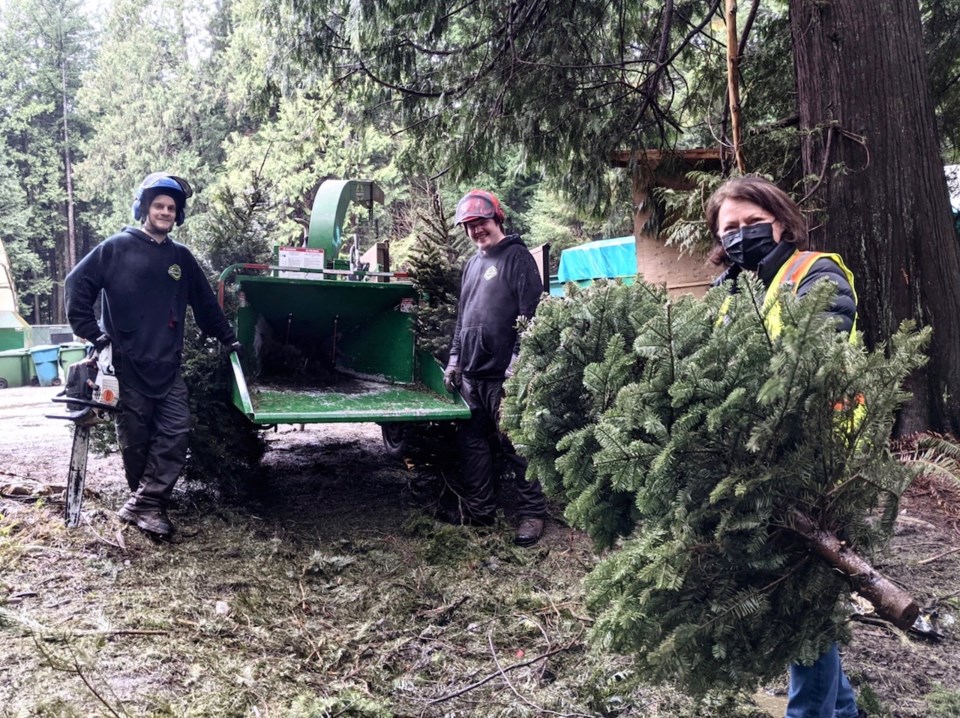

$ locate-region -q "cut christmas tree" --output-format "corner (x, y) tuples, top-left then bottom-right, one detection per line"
(502, 277), (928, 694)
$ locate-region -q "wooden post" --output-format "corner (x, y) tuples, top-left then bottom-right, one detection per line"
(725, 0), (747, 173)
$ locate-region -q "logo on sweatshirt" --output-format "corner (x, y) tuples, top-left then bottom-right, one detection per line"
(168, 264), (182, 281)
(483, 266), (498, 281)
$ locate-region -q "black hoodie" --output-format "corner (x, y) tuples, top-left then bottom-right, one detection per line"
(65, 227), (237, 398)
(450, 234), (542, 378)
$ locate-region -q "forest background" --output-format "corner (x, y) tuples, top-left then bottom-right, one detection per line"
(2, 0), (960, 435)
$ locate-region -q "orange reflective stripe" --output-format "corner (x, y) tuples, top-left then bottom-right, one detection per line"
(764, 250), (859, 340)
(784, 252), (823, 291)
(832, 392), (866, 412)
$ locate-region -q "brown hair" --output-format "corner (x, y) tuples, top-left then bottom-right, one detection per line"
(705, 176), (807, 265)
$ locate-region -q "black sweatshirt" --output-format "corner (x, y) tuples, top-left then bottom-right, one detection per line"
(450, 234), (543, 378)
(65, 227), (237, 398)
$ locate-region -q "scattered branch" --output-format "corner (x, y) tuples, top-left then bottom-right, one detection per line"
(424, 637), (583, 706)
(916, 546), (960, 566)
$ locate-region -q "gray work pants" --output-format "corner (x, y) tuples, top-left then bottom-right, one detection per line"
(456, 375), (548, 521)
(115, 375), (190, 510)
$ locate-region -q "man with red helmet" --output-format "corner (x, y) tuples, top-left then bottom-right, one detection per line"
(443, 189), (548, 546)
(65, 172), (241, 538)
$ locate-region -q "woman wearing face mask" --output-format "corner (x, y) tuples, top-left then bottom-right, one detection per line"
(706, 175), (857, 337)
(705, 176), (863, 718)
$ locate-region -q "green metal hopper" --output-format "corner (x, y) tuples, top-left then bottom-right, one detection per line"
(218, 179), (470, 428)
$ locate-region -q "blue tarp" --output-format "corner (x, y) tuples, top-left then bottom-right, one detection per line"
(556, 236), (637, 283)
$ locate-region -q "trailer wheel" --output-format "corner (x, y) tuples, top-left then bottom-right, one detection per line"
(380, 423), (408, 458)
(0, 378), (8, 389)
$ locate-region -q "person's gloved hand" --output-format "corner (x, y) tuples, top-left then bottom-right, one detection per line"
(443, 356), (461, 392)
(92, 333), (111, 351)
(504, 352), (519, 379)
(229, 341), (243, 359)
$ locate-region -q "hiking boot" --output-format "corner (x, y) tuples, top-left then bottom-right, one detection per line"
(117, 502), (174, 537)
(514, 517), (544, 547)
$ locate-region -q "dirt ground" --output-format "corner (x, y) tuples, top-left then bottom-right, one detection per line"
(1, 385), (958, 718)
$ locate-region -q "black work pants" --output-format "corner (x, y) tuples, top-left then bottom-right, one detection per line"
(456, 375), (547, 521)
(115, 375), (190, 510)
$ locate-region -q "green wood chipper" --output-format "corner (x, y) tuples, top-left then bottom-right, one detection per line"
(217, 179), (470, 448)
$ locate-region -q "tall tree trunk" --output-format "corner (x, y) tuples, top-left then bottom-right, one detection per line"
(58, 47), (74, 324)
(790, 0), (960, 435)
(725, 0), (747, 173)
(61, 58), (76, 275)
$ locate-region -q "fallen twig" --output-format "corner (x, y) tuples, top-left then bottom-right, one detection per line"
(849, 614), (915, 647)
(916, 546), (960, 566)
(31, 636), (131, 718)
(83, 521), (127, 551)
(424, 636), (582, 706)
(19, 628), (169, 642)
(418, 595), (468, 621)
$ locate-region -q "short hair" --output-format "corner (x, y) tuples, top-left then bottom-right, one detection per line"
(705, 176), (807, 265)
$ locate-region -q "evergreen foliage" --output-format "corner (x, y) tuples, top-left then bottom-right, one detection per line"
(502, 275), (929, 694)
(0, 160), (43, 315)
(0, 0), (93, 321)
(263, 0), (729, 210)
(179, 315), (265, 495)
(193, 174), (278, 270)
(654, 171), (728, 257)
(406, 184), (469, 362)
(923, 0), (960, 161)
(74, 0), (231, 241)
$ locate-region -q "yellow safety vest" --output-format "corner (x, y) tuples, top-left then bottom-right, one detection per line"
(715, 250), (865, 436)
(762, 250), (858, 340)
(765, 250), (865, 435)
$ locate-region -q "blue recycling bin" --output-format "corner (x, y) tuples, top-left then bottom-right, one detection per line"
(29, 344), (61, 387)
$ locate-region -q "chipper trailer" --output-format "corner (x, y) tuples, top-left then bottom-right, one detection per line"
(217, 179), (470, 447)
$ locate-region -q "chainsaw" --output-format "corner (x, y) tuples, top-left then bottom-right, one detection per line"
(47, 344), (120, 528)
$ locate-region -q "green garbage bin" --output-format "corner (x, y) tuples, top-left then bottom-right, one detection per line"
(29, 344), (61, 387)
(59, 342), (89, 373)
(0, 348), (31, 389)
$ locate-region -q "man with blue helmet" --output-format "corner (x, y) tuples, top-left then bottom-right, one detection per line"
(65, 172), (241, 537)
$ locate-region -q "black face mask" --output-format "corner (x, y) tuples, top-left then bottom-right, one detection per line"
(720, 222), (777, 271)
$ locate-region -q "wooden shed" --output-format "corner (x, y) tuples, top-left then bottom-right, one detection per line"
(611, 148), (723, 297)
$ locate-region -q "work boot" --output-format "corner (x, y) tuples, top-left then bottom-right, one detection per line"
(117, 500), (174, 537)
(514, 517), (544, 547)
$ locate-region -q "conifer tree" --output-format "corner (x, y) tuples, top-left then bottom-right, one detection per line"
(502, 277), (929, 695)
(407, 185), (470, 362)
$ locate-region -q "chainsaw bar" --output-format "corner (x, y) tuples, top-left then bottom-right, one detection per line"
(65, 422), (91, 528)
(49, 344), (120, 528)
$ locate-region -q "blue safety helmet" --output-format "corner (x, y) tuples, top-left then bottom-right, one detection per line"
(131, 173), (193, 226)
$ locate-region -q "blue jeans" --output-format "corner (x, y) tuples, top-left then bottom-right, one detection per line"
(786, 642), (859, 718)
